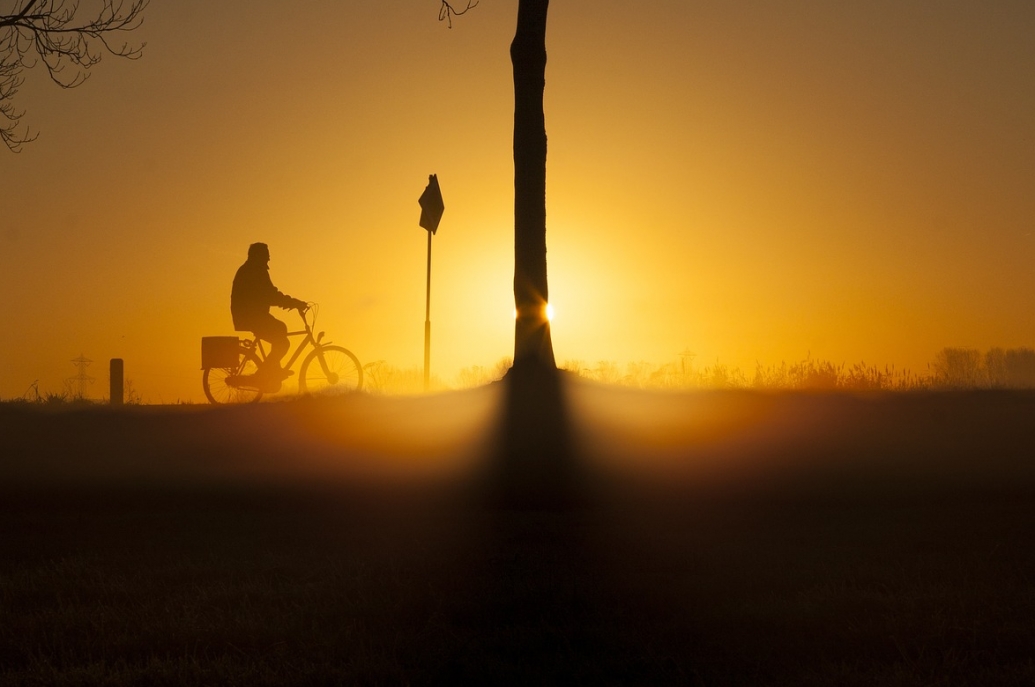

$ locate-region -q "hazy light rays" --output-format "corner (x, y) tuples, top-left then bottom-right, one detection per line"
(566, 378), (829, 487)
(285, 387), (503, 482)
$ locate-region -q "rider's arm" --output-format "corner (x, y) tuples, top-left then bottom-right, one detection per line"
(261, 270), (302, 310)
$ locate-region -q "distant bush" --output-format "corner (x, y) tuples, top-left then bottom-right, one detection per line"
(14, 345), (1031, 403)
(565, 354), (747, 390)
(560, 346), (1035, 392)
(44, 391), (70, 405)
(359, 359), (515, 394)
(455, 358), (511, 388)
(789, 358), (841, 391)
(362, 361), (447, 394)
(753, 359), (929, 392)
(985, 347), (1035, 388)
(1005, 348), (1035, 387)
(931, 348), (984, 388)
(923, 346), (1035, 390)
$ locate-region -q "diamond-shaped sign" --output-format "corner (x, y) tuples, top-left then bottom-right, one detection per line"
(418, 174), (444, 234)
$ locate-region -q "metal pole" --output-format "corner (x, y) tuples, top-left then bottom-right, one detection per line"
(424, 228), (432, 391)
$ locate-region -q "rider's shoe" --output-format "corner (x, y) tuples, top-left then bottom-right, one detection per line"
(259, 378), (283, 393)
(255, 366), (291, 392)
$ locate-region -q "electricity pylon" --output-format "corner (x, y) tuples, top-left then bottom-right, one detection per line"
(68, 353), (95, 399)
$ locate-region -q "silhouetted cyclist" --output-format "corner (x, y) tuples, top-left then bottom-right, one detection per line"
(231, 243), (306, 386)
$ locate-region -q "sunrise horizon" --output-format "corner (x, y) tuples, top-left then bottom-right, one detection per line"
(4, 1), (1034, 404)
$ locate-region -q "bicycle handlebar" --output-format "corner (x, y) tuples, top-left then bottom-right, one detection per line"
(298, 302), (317, 328)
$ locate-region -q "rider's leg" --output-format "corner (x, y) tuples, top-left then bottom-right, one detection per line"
(268, 322), (289, 371)
(253, 315), (290, 375)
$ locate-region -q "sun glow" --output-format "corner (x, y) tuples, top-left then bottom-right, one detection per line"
(3, 1), (1031, 404)
(513, 304), (555, 321)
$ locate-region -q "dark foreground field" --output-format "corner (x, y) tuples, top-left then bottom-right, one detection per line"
(3, 382), (1035, 685)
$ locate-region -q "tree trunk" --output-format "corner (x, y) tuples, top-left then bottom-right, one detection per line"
(487, 0), (580, 508)
(511, 0), (555, 370)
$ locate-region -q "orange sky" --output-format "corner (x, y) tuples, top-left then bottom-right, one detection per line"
(2, 1), (1033, 402)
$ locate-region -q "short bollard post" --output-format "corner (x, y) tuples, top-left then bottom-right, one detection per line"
(110, 358), (124, 406)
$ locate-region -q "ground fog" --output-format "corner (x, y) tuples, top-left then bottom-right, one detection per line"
(2, 380), (1034, 685)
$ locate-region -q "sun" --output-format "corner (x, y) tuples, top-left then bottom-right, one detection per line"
(513, 304), (555, 321)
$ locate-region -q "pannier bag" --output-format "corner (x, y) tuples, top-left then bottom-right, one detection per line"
(201, 337), (241, 369)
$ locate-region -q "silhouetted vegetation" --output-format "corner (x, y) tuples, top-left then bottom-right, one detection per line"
(290, 347), (1035, 394)
(357, 359), (511, 395)
(455, 358), (512, 389)
(931, 347), (985, 388)
(7, 347), (1035, 404)
(935, 347), (1035, 389)
(562, 353), (921, 391)
(989, 347), (1035, 388)
(1, 0), (149, 151)
(562, 347), (1035, 392)
(361, 361), (448, 395)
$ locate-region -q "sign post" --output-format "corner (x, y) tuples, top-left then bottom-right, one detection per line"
(418, 174), (444, 391)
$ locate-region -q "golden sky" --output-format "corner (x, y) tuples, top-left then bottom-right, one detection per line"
(2, 0), (1033, 402)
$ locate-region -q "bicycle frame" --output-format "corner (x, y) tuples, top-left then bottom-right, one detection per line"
(245, 308), (330, 373)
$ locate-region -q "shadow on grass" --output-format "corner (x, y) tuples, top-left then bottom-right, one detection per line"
(428, 365), (687, 683)
(3, 388), (1035, 684)
(480, 364), (580, 508)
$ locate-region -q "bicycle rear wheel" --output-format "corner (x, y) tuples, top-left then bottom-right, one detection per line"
(299, 345), (362, 395)
(203, 349), (264, 404)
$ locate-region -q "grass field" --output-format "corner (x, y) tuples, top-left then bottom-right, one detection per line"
(2, 381), (1035, 685)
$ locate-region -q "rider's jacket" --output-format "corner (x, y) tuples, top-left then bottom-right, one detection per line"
(230, 258), (296, 331)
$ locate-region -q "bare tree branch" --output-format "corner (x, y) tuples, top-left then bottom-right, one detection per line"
(439, 0), (478, 29)
(1, 0), (149, 152)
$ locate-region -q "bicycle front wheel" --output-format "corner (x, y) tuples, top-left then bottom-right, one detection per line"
(299, 345), (362, 395)
(203, 349), (264, 404)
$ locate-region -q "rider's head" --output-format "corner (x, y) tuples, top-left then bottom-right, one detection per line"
(247, 242), (270, 264)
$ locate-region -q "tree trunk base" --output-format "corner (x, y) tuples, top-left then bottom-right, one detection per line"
(480, 361), (584, 509)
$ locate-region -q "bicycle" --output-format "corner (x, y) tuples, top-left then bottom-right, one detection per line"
(202, 304), (363, 404)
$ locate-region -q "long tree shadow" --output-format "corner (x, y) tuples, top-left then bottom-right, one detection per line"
(425, 366), (682, 683)
(483, 363), (584, 509)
